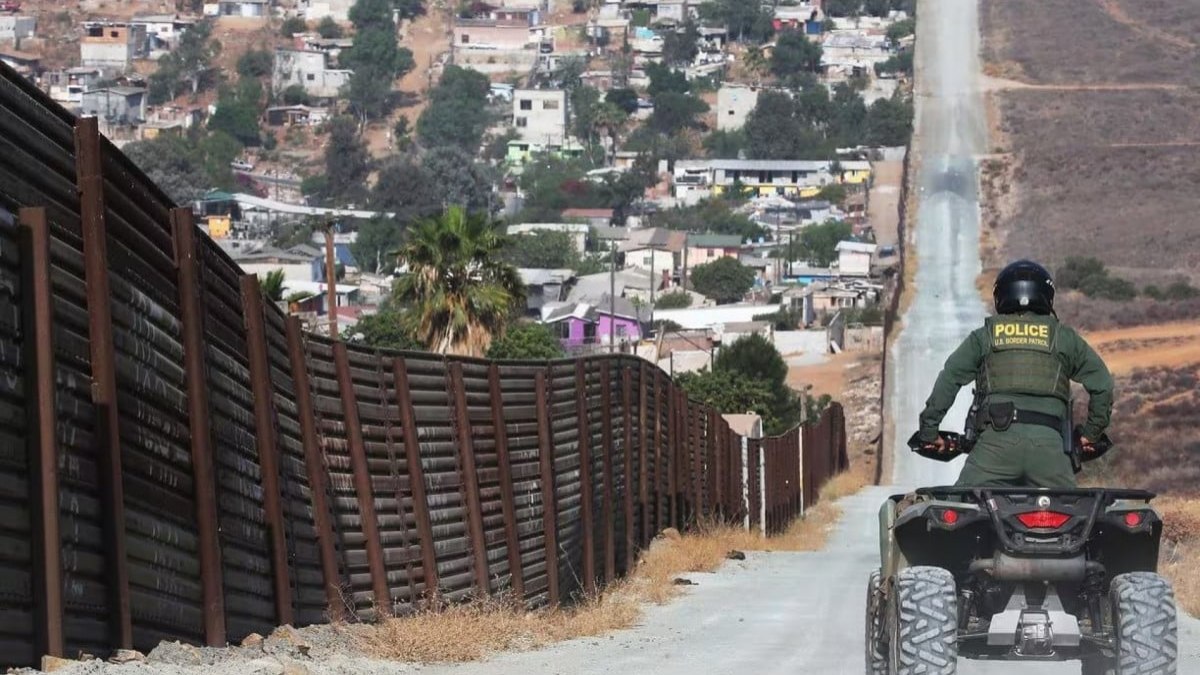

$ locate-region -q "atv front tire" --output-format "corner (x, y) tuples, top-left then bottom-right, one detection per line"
(888, 566), (957, 675)
(866, 570), (887, 674)
(1111, 572), (1177, 674)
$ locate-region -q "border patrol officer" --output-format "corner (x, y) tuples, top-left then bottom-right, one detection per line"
(917, 260), (1114, 487)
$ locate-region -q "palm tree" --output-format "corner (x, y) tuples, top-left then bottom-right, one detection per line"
(261, 268), (287, 302)
(394, 207), (524, 357)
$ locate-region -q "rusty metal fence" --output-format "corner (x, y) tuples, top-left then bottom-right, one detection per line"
(0, 64), (848, 667)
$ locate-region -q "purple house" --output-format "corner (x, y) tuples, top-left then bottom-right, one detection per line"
(540, 295), (647, 350)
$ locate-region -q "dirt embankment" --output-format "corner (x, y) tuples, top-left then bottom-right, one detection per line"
(978, 0), (1200, 613)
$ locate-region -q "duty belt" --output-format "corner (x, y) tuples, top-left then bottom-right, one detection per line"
(991, 408), (1063, 432)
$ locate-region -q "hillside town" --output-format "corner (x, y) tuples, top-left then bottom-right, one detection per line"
(1, 0), (913, 399)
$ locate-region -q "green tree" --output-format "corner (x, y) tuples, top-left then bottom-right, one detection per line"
(707, 332), (802, 433)
(829, 82), (869, 147)
(236, 49), (273, 78)
(416, 65), (492, 150)
(703, 129), (747, 159)
(697, 0), (774, 43)
(875, 49), (914, 77)
(677, 368), (778, 426)
(823, 0), (862, 17)
(353, 216), (405, 274)
(394, 0), (426, 20)
(317, 16), (344, 38)
(646, 62), (690, 97)
(606, 87), (639, 114)
(280, 16), (308, 37)
(865, 95), (914, 146)
(690, 257), (755, 304)
(148, 19), (221, 103)
(771, 30), (823, 80)
(647, 199), (766, 240)
(343, 0), (415, 119)
(260, 269), (287, 302)
(394, 207), (524, 356)
(648, 91), (708, 133)
(486, 322), (565, 360)
(886, 18), (916, 41)
(124, 131), (241, 203)
(794, 219), (853, 266)
(348, 305), (424, 351)
(312, 116), (371, 206)
(208, 78), (263, 146)
(281, 83), (310, 105)
(369, 156), (442, 222)
(655, 291), (692, 309)
(424, 145), (496, 211)
(743, 90), (834, 160)
(662, 20), (700, 65)
(502, 230), (581, 269)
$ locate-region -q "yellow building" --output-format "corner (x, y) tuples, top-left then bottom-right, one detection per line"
(206, 215), (231, 239)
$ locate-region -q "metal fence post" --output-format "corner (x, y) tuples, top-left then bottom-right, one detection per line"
(332, 341), (390, 615)
(75, 116), (132, 649)
(449, 361), (491, 596)
(488, 364), (524, 599)
(667, 382), (678, 528)
(241, 275), (296, 625)
(600, 362), (616, 584)
(19, 207), (64, 658)
(534, 369), (559, 604)
(637, 363), (650, 547)
(622, 364), (635, 568)
(172, 209), (225, 645)
(574, 360), (596, 594)
(285, 316), (342, 615)
(654, 370), (665, 534)
(393, 357), (440, 600)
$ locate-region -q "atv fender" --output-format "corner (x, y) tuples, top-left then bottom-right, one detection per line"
(879, 497), (908, 579)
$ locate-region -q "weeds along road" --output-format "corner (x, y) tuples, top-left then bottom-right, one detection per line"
(421, 1), (1200, 674)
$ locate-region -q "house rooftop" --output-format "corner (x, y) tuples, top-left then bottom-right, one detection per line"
(518, 268), (575, 286)
(836, 241), (877, 254)
(688, 233), (743, 248)
(675, 158), (833, 171)
(562, 207), (614, 219)
(85, 86), (147, 96)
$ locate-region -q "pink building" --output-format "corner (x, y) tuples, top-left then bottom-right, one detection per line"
(685, 233), (743, 270)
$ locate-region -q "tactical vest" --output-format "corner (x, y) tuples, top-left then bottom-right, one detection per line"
(978, 315), (1071, 401)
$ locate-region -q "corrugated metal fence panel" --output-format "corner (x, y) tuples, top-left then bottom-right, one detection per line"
(49, 221), (107, 658)
(0, 60), (851, 668)
(346, 345), (422, 611)
(264, 305), (328, 626)
(305, 338), (365, 611)
(495, 362), (548, 605)
(101, 154), (205, 651)
(404, 354), (473, 602)
(547, 362), (584, 601)
(199, 248), (273, 641)
(0, 206), (31, 663)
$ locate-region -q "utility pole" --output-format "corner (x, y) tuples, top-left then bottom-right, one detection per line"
(649, 244), (655, 333)
(324, 222), (338, 339)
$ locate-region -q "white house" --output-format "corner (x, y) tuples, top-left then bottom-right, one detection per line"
(217, 0), (271, 18)
(301, 0), (354, 22)
(716, 84), (759, 131)
(0, 15), (36, 42)
(272, 48), (352, 99)
(835, 240), (877, 277)
(512, 88), (567, 145)
(80, 22), (148, 70)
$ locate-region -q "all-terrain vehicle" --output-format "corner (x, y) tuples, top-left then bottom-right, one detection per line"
(866, 433), (1178, 674)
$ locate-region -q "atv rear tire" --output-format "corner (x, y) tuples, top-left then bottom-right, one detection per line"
(866, 570), (887, 674)
(888, 566), (958, 675)
(1111, 572), (1177, 674)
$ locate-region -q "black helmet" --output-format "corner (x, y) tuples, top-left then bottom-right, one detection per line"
(993, 260), (1055, 315)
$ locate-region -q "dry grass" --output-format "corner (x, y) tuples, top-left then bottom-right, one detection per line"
(346, 470), (865, 663)
(1151, 498), (1200, 616)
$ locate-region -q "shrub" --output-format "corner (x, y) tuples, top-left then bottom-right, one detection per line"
(655, 291), (692, 309)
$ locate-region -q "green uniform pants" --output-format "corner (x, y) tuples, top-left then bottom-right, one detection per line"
(954, 424), (1076, 488)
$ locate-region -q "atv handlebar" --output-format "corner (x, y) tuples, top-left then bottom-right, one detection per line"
(906, 431), (966, 462)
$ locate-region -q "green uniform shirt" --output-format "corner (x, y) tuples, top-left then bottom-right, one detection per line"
(918, 314), (1113, 442)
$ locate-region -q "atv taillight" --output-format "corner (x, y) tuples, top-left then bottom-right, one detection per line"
(1016, 511), (1071, 529)
(1124, 512), (1143, 527)
(940, 509), (959, 525)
